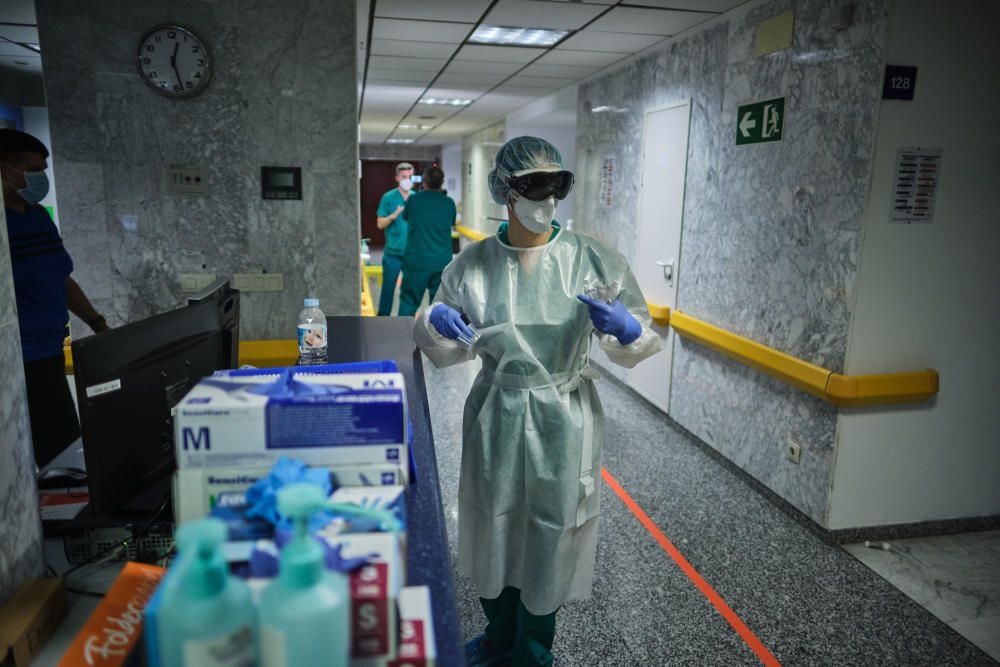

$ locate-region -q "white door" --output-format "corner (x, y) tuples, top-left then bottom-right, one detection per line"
(629, 101), (690, 413)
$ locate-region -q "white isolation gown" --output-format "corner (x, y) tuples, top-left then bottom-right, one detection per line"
(413, 224), (660, 615)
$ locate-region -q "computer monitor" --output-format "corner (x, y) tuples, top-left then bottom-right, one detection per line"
(72, 299), (227, 515)
(187, 278), (240, 369)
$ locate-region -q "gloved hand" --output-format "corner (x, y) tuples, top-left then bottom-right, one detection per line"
(577, 295), (642, 345)
(429, 304), (475, 341)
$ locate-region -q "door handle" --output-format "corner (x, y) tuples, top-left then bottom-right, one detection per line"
(655, 259), (674, 282)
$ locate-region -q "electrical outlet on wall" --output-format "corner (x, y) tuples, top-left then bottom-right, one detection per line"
(786, 437), (802, 464)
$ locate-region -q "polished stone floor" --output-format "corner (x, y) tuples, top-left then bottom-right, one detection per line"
(844, 531), (1000, 662)
(423, 358), (995, 666)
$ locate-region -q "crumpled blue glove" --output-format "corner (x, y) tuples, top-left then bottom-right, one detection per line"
(577, 294), (643, 345)
(429, 304), (474, 340)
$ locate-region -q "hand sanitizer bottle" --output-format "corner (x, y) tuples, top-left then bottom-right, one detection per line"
(158, 519), (257, 667)
(258, 484), (350, 667)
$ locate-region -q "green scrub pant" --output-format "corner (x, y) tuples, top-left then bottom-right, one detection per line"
(397, 268), (442, 317)
(377, 253), (403, 316)
(481, 587), (557, 667)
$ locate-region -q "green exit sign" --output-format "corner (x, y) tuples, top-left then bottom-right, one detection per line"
(736, 97), (785, 145)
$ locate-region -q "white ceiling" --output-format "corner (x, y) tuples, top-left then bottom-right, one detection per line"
(0, 0), (41, 77)
(359, 0), (748, 146)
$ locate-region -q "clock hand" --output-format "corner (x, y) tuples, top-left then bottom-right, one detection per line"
(171, 42), (182, 88)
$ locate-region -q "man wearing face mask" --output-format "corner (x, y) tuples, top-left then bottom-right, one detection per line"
(375, 162), (414, 316)
(413, 136), (661, 666)
(1, 129), (109, 467)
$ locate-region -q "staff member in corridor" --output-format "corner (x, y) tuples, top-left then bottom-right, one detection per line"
(414, 136), (661, 666)
(397, 165), (456, 316)
(375, 161), (413, 316)
(1, 129), (109, 467)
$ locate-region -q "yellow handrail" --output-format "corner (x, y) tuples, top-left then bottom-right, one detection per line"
(646, 302), (671, 326)
(667, 310), (939, 408)
(455, 225), (488, 242)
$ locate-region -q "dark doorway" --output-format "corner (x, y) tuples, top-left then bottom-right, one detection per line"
(360, 159), (424, 250)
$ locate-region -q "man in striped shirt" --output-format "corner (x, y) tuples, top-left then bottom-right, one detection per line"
(2, 129), (109, 467)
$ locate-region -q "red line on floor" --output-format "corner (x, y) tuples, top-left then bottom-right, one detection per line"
(601, 467), (782, 667)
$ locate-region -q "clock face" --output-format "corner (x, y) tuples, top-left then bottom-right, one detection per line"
(137, 25), (212, 98)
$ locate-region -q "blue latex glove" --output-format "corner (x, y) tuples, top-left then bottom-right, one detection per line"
(577, 295), (642, 345)
(429, 304), (474, 340)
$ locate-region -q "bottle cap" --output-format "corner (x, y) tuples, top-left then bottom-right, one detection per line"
(175, 519), (228, 598)
(304, 297), (320, 308)
(278, 484), (326, 588)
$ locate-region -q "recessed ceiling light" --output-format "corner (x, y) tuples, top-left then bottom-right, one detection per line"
(420, 98), (471, 106)
(469, 25), (569, 47)
(398, 124), (434, 130)
(387, 138), (415, 144)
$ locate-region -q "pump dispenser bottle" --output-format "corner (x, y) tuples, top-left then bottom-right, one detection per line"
(258, 483), (350, 667)
(158, 519), (257, 667)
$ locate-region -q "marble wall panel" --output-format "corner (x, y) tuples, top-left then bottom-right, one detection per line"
(0, 209), (44, 606)
(36, 0), (359, 341)
(576, 0), (887, 524)
(461, 122), (506, 236)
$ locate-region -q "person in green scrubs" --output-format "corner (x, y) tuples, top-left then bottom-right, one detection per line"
(398, 166), (456, 316)
(376, 162), (413, 316)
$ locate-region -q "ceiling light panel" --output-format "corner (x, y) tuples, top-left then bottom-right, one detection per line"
(374, 0), (495, 23)
(367, 55), (448, 73)
(468, 25), (568, 47)
(371, 39), (457, 59)
(372, 18), (473, 44)
(539, 49), (629, 68)
(557, 30), (665, 53)
(588, 7), (715, 36)
(454, 44), (543, 64)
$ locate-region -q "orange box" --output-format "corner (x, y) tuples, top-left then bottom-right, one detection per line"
(59, 562), (165, 667)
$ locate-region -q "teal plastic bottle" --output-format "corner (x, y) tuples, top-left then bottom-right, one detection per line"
(258, 484), (350, 667)
(158, 519), (257, 667)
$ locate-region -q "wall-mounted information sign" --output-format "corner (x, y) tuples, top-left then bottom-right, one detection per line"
(736, 97), (784, 145)
(890, 147), (941, 224)
(261, 166), (302, 200)
(599, 155), (615, 208)
(883, 65), (917, 100)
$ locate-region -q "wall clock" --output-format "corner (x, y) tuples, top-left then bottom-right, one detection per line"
(137, 25), (212, 98)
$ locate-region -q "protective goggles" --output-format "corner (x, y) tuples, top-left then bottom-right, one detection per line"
(508, 170), (575, 202)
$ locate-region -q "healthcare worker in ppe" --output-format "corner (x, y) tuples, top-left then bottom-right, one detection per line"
(413, 136), (661, 666)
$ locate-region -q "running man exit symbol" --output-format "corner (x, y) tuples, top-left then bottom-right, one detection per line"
(736, 97), (785, 145)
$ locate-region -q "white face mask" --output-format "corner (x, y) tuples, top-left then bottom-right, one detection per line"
(399, 178), (413, 191)
(513, 195), (556, 234)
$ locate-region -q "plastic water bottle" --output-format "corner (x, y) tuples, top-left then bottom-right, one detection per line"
(298, 298), (327, 365)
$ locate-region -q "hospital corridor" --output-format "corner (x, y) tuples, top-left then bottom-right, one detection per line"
(0, 0), (997, 665)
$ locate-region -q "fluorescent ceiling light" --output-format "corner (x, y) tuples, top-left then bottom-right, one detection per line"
(469, 25), (569, 47)
(591, 105), (629, 113)
(398, 124), (434, 130)
(420, 98), (472, 106)
(387, 138), (415, 144)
